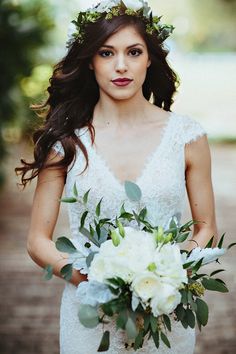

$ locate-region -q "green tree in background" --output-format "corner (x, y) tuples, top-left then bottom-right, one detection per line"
(0, 0), (54, 186)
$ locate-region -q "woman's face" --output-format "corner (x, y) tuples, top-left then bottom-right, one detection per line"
(90, 25), (151, 101)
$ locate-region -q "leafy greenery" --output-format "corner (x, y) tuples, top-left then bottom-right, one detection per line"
(43, 180), (235, 351)
(0, 0), (54, 186)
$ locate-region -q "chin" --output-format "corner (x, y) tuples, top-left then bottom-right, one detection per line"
(108, 89), (140, 101)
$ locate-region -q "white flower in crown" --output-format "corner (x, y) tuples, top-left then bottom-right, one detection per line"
(67, 22), (77, 43)
(93, 0), (120, 13)
(122, 0), (144, 11)
(90, 0), (151, 14)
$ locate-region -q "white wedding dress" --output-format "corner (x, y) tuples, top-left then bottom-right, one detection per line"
(53, 112), (207, 354)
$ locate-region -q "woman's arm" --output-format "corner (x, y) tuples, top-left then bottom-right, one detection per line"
(185, 135), (218, 251)
(27, 152), (87, 286)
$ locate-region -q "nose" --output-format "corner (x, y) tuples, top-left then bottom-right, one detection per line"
(115, 54), (128, 74)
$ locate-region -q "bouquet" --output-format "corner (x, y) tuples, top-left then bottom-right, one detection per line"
(44, 181), (235, 352)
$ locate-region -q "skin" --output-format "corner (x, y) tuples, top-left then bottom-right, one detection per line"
(27, 25), (218, 287)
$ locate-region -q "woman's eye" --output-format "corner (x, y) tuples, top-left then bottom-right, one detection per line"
(98, 50), (113, 57)
(129, 49), (143, 56)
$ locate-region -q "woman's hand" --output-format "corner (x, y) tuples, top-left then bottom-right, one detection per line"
(70, 271), (88, 287)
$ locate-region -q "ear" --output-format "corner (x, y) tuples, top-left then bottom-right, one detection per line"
(147, 58), (151, 68)
(89, 62), (94, 70)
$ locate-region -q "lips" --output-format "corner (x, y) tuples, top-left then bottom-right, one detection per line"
(111, 78), (133, 87)
(112, 78), (133, 83)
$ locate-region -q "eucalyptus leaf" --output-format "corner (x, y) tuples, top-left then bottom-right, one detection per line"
(43, 264), (53, 280)
(83, 188), (91, 204)
(125, 316), (138, 339)
(152, 331), (160, 349)
(150, 314), (158, 332)
(98, 331), (110, 352)
(73, 182), (78, 197)
(78, 304), (99, 328)
(144, 314), (150, 331)
(60, 263), (73, 281)
(79, 226), (100, 247)
(160, 332), (171, 348)
(186, 309), (195, 328)
(228, 242), (236, 250)
(96, 197), (103, 217)
(217, 233), (225, 248)
(133, 210), (141, 226)
(163, 314), (171, 332)
(60, 197), (77, 203)
(191, 257), (204, 274)
(175, 304), (185, 321)
(201, 278), (228, 293)
(80, 211), (88, 228)
(180, 289), (188, 305)
(134, 329), (144, 350)
(56, 237), (77, 253)
(116, 309), (128, 330)
(195, 298), (208, 326)
(86, 251), (97, 267)
(210, 269), (225, 277)
(124, 180), (142, 202)
(139, 207), (147, 220)
(205, 236), (215, 248)
(175, 232), (189, 243)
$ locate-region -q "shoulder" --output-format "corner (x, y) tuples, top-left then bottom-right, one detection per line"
(171, 112), (207, 146)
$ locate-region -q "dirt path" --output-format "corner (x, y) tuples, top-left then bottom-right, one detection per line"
(0, 143), (235, 354)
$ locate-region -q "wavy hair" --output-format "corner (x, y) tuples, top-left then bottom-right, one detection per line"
(15, 14), (180, 187)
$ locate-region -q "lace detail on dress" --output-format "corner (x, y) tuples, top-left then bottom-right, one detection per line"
(60, 283), (196, 354)
(59, 112), (206, 354)
(52, 141), (65, 156)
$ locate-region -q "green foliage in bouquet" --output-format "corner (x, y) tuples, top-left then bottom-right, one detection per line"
(44, 180), (235, 352)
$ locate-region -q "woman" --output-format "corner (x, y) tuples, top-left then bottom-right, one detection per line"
(16, 1), (218, 353)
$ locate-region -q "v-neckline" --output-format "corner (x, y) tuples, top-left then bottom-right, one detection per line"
(81, 112), (175, 189)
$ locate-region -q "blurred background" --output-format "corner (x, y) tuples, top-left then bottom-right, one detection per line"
(0, 0), (235, 353)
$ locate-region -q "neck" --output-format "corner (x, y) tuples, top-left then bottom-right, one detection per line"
(92, 90), (151, 129)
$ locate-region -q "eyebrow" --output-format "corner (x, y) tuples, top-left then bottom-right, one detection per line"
(100, 43), (145, 49)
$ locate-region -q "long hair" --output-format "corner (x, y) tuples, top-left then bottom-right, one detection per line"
(15, 14), (179, 187)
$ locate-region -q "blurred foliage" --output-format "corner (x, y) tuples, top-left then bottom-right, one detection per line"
(186, 0), (236, 52)
(0, 0), (54, 186)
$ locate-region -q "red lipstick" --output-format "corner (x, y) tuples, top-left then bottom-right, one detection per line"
(112, 78), (133, 87)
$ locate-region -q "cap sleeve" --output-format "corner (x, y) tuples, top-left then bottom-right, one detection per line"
(181, 115), (207, 145)
(51, 141), (65, 156)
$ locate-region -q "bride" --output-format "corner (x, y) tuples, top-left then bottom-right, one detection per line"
(16, 1), (218, 353)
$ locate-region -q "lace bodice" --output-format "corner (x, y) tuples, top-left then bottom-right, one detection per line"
(55, 112), (206, 354)
(53, 112), (206, 249)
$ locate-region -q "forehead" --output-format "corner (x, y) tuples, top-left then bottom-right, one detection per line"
(103, 25), (146, 46)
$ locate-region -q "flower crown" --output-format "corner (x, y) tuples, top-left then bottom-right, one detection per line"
(66, 0), (175, 48)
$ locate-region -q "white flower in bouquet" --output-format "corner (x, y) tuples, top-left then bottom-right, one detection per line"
(153, 243), (188, 288)
(131, 271), (163, 302)
(150, 283), (181, 316)
(88, 227), (156, 283)
(185, 247), (226, 266)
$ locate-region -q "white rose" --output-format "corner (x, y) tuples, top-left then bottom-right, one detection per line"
(131, 271), (162, 302)
(150, 284), (181, 316)
(154, 243), (187, 288)
(185, 247), (226, 266)
(88, 227), (157, 284)
(88, 239), (135, 282)
(119, 227), (156, 276)
(122, 0), (143, 11)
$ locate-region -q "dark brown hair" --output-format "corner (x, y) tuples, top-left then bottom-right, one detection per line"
(15, 14), (179, 187)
